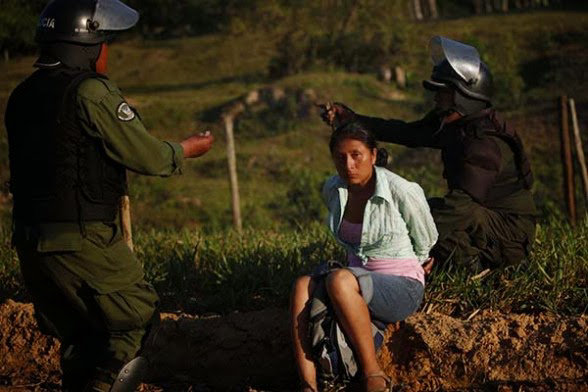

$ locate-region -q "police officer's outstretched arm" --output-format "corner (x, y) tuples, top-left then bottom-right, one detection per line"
(319, 102), (441, 148)
(76, 78), (215, 177)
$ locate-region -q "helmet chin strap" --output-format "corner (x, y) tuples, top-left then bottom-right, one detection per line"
(453, 89), (487, 116)
(95, 42), (108, 74)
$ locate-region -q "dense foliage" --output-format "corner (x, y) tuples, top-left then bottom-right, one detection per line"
(0, 0), (46, 58)
(1, 0), (582, 58)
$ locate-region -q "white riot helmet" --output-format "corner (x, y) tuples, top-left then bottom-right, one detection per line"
(423, 36), (493, 115)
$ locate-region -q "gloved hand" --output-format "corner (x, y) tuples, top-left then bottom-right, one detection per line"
(317, 101), (357, 130)
(180, 131), (214, 158)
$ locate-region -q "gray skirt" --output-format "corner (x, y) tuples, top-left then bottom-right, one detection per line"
(346, 267), (424, 324)
(311, 261), (424, 324)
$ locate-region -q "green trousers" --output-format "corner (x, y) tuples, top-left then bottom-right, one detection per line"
(15, 221), (159, 391)
(428, 190), (536, 271)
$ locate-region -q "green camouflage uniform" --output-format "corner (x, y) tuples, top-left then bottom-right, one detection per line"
(356, 109), (536, 271)
(6, 73), (183, 390)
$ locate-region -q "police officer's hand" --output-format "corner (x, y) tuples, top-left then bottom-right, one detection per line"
(180, 131), (214, 158)
(317, 102), (357, 130)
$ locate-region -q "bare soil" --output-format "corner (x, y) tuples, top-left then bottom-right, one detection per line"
(0, 300), (586, 391)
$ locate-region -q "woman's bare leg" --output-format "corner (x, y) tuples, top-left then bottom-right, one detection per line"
(326, 269), (386, 390)
(290, 275), (317, 391)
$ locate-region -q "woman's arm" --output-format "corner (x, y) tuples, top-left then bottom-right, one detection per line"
(395, 183), (439, 263)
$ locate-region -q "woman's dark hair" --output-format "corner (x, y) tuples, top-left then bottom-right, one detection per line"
(329, 123), (389, 167)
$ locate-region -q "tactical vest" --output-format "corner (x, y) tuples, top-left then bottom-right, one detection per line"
(441, 109), (533, 203)
(6, 68), (127, 224)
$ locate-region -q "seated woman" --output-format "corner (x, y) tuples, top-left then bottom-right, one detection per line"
(290, 123), (438, 392)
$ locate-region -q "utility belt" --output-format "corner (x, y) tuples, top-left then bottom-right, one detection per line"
(484, 178), (530, 204)
(13, 194), (119, 225)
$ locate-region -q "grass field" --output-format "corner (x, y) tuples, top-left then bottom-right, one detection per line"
(0, 10), (587, 317)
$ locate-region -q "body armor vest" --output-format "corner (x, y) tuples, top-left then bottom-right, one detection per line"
(440, 109), (533, 203)
(6, 68), (127, 223)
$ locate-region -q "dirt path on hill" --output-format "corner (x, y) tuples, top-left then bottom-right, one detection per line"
(1, 300), (586, 391)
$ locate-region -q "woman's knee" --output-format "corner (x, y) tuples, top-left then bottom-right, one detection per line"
(325, 269), (358, 297)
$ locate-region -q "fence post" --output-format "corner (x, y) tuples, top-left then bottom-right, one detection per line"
(560, 95), (576, 226)
(427, 0), (439, 19)
(223, 114), (243, 234)
(413, 0), (423, 20)
(569, 98), (588, 207)
(120, 195), (133, 251)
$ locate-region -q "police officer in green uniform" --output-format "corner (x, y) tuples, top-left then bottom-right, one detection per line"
(4, 0), (214, 390)
(321, 36), (536, 272)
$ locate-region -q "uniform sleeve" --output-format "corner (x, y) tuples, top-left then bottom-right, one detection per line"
(355, 110), (443, 149)
(395, 183), (439, 263)
(76, 79), (184, 177)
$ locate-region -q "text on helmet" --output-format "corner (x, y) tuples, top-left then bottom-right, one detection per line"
(39, 18), (56, 29)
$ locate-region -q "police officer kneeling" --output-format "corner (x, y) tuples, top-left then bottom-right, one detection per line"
(5, 0), (214, 390)
(322, 36), (536, 272)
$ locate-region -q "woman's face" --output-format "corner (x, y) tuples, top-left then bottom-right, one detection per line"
(332, 138), (377, 187)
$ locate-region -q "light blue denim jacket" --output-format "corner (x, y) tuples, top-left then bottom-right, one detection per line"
(322, 166), (438, 264)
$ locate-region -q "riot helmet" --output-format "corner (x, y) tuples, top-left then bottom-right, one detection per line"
(36, 0), (139, 45)
(423, 36), (493, 115)
(34, 0), (138, 70)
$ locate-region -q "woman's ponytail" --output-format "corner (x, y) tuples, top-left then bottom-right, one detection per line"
(375, 147), (389, 167)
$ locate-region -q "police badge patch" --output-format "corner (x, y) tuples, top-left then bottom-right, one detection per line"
(116, 102), (136, 122)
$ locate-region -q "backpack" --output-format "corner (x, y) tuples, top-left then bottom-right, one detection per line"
(309, 261), (386, 389)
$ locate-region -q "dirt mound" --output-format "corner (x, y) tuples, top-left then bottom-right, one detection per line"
(0, 301), (61, 389)
(381, 311), (587, 391)
(1, 300), (586, 391)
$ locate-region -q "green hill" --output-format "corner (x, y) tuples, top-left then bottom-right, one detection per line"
(2, 11), (587, 230)
(0, 10), (586, 315)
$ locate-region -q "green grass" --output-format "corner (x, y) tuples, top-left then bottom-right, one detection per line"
(424, 218), (588, 316)
(0, 218), (585, 317)
(0, 10), (587, 317)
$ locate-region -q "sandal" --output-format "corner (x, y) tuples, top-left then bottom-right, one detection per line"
(363, 372), (393, 392)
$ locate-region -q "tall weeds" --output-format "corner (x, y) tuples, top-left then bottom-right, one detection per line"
(1, 217), (585, 317)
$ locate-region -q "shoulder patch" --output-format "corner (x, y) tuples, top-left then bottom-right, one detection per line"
(116, 102), (136, 122)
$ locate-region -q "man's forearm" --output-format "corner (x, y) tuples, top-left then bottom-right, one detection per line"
(355, 112), (442, 148)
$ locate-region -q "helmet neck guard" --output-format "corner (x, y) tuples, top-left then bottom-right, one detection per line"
(35, 42), (101, 71)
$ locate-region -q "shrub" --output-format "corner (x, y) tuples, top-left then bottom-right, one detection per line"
(0, 0), (46, 59)
(279, 167), (331, 226)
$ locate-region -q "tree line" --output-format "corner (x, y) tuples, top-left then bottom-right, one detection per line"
(0, 0), (584, 61)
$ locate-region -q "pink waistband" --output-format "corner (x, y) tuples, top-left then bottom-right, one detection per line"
(348, 255), (425, 285)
